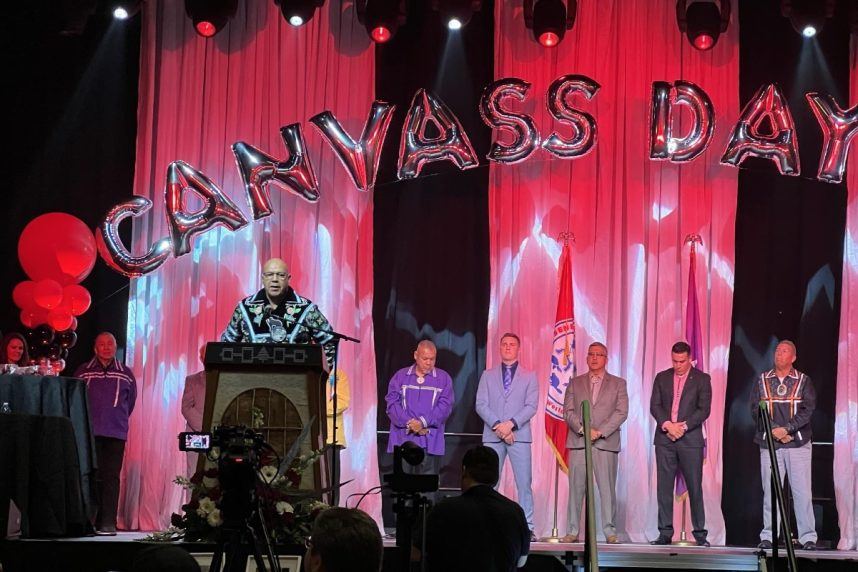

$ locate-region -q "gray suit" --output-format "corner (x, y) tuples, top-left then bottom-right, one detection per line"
(475, 363), (539, 529)
(563, 372), (628, 538)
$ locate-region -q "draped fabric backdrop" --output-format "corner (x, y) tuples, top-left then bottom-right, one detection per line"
(488, 1), (738, 543)
(122, 0), (379, 530)
(835, 39), (858, 551)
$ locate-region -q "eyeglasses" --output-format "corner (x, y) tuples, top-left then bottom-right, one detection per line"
(262, 272), (289, 279)
(587, 352), (607, 358)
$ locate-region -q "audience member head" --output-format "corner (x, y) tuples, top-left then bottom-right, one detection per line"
(304, 507), (382, 572)
(461, 445), (500, 490)
(1, 332), (29, 366)
(413, 340), (437, 376)
(130, 545), (201, 572)
(94, 332), (118, 366)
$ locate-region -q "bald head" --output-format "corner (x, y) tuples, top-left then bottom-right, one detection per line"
(261, 258), (291, 304)
(413, 340), (437, 376)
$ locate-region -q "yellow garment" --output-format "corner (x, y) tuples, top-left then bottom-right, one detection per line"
(326, 370), (350, 446)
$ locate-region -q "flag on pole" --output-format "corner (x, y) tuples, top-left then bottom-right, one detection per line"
(685, 239), (704, 371)
(676, 236), (705, 500)
(545, 239), (577, 473)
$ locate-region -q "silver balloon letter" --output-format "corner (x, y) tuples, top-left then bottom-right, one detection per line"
(310, 101), (395, 192)
(232, 123), (320, 220)
(479, 78), (540, 164)
(649, 80), (715, 162)
(806, 92), (858, 184)
(397, 89), (479, 180)
(542, 74), (600, 159)
(721, 84), (800, 176)
(165, 161), (249, 257)
(97, 197), (173, 278)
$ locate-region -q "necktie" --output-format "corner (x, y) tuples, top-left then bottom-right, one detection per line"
(503, 366), (512, 395)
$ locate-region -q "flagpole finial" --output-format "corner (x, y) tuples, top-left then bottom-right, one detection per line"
(558, 232), (576, 244)
(684, 234), (702, 246)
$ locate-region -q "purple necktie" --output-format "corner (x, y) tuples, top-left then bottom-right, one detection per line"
(503, 366), (512, 395)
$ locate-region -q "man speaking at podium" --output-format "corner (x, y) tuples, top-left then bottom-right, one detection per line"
(221, 258), (336, 369)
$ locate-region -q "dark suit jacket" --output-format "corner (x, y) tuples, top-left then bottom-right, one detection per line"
(426, 484), (530, 572)
(650, 367), (711, 448)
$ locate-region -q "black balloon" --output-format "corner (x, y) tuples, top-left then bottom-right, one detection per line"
(60, 348), (69, 360)
(57, 329), (78, 349)
(46, 343), (63, 361)
(34, 324), (55, 348)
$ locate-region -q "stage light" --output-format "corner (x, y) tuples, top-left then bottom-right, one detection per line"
(524, 0), (577, 48)
(676, 0), (730, 51)
(112, 0), (140, 20)
(432, 0), (482, 31)
(781, 0), (835, 38)
(356, 0), (406, 44)
(185, 0), (238, 37)
(279, 0), (325, 27)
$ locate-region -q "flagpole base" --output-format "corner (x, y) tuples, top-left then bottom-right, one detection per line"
(673, 530), (695, 547)
(541, 529), (564, 543)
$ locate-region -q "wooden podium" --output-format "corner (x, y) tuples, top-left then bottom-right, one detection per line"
(200, 342), (328, 491)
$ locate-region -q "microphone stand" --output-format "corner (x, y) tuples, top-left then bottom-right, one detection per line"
(276, 312), (360, 505)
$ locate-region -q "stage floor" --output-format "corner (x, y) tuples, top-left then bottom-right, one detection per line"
(526, 539), (858, 570)
(2, 533), (857, 571)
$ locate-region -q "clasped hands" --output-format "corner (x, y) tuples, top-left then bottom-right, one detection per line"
(663, 421), (687, 442)
(576, 427), (603, 441)
(406, 418), (429, 436)
(771, 426), (794, 444)
(493, 420), (516, 444)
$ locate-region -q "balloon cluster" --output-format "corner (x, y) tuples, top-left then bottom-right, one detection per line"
(12, 213), (95, 370)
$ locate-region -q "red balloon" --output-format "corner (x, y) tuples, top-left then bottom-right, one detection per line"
(33, 279), (64, 310)
(62, 284), (92, 316)
(20, 308), (49, 329)
(12, 281), (37, 310)
(48, 307), (74, 332)
(18, 213), (98, 285)
(70, 316), (79, 331)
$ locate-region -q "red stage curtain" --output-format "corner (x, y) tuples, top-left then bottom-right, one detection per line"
(489, 1), (739, 543)
(835, 39), (858, 551)
(122, 0), (379, 530)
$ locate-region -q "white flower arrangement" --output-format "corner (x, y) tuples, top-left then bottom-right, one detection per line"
(275, 501), (294, 515)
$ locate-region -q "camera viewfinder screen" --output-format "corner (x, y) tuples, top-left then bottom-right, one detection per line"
(184, 433), (210, 451)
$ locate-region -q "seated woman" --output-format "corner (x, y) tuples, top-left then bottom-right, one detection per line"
(0, 332), (30, 366)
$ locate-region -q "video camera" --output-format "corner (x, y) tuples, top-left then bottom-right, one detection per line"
(383, 441), (439, 494)
(179, 426), (267, 469)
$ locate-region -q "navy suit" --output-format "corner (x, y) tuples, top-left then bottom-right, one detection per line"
(475, 363), (538, 530)
(650, 367), (712, 542)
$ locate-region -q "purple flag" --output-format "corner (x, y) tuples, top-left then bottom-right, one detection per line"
(676, 239), (705, 500)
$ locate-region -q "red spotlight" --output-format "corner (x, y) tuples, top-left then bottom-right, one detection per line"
(539, 31), (559, 47)
(693, 33), (714, 50)
(371, 25), (392, 43)
(524, 0), (576, 48)
(357, 1), (406, 44)
(196, 21), (217, 37)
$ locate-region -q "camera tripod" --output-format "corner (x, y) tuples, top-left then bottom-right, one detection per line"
(392, 492), (432, 572)
(208, 499), (280, 572)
